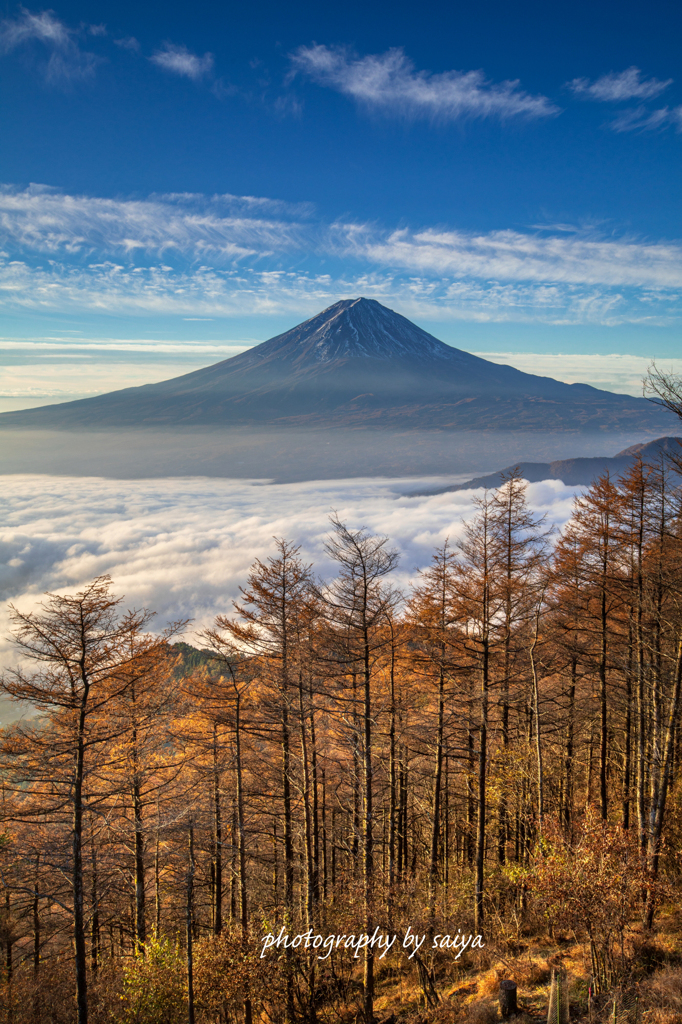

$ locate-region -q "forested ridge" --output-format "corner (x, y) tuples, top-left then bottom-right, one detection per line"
(3, 445), (682, 1024)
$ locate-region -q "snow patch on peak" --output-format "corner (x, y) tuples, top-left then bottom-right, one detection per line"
(300, 297), (456, 363)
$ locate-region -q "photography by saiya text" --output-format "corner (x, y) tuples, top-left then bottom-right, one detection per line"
(260, 925), (485, 960)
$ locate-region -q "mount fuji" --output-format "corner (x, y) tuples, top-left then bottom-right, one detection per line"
(0, 298), (674, 433)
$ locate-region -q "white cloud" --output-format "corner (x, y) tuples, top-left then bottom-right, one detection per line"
(0, 347), (248, 404)
(0, 185), (304, 258)
(341, 224), (682, 290)
(150, 42), (214, 81)
(290, 45), (559, 122)
(114, 36), (140, 53)
(0, 336), (253, 410)
(609, 105), (682, 133)
(0, 257), (680, 328)
(476, 352), (682, 396)
(4, 186), (682, 290)
(0, 187), (681, 325)
(0, 8), (101, 83)
(0, 260), (354, 317)
(568, 67), (672, 102)
(0, 337), (248, 355)
(0, 8), (69, 48)
(1, 258), (679, 327)
(0, 473), (581, 680)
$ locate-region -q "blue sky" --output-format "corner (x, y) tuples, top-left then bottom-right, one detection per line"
(1, 0), (681, 408)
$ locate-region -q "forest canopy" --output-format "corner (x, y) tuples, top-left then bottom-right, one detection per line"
(2, 447), (682, 1024)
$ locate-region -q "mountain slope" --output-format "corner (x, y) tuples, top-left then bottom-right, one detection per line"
(0, 298), (675, 432)
(414, 436), (682, 494)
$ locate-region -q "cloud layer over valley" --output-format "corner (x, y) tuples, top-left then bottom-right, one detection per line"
(0, 473), (580, 686)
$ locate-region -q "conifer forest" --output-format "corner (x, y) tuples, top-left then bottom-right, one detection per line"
(3, 445), (682, 1024)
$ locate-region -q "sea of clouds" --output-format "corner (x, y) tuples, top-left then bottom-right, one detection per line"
(0, 473), (581, 682)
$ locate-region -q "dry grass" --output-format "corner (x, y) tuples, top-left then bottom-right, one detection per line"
(466, 998), (499, 1024)
(375, 920), (682, 1024)
(645, 967), (682, 1010)
(477, 969), (504, 998)
(478, 954), (552, 991)
(642, 1011), (682, 1024)
(400, 1003), (462, 1024)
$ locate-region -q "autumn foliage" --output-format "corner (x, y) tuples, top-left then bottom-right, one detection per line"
(2, 453), (682, 1023)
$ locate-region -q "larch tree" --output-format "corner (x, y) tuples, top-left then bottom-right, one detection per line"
(565, 475), (624, 820)
(0, 577), (174, 1024)
(319, 514), (399, 1024)
(407, 541), (460, 924)
(207, 539), (314, 933)
(491, 471), (550, 860)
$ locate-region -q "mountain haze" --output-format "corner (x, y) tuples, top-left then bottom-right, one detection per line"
(0, 298), (674, 433)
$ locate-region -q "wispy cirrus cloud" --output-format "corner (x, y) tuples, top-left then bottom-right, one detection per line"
(290, 45), (559, 122)
(114, 36), (140, 53)
(0, 257), (678, 328)
(340, 223), (682, 289)
(608, 105), (682, 133)
(1, 186), (681, 326)
(566, 67), (680, 134)
(150, 42), (214, 81)
(0, 7), (101, 83)
(0, 185), (306, 258)
(568, 66), (672, 102)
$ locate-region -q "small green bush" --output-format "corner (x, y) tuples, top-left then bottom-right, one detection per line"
(121, 936), (187, 1024)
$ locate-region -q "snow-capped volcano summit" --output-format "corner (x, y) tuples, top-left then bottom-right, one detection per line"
(0, 298), (675, 433)
(260, 297), (454, 363)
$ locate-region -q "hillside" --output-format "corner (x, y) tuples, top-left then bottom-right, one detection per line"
(414, 435), (682, 494)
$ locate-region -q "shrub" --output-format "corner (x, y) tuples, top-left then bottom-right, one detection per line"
(525, 812), (653, 993)
(121, 936), (187, 1024)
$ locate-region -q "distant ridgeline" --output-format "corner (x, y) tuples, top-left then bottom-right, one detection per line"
(170, 642), (218, 678)
(413, 435), (682, 494)
(0, 298), (676, 434)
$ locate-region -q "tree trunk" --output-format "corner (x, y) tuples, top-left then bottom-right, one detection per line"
(213, 724), (223, 936)
(362, 622), (374, 1023)
(623, 633), (633, 829)
(309, 671), (320, 907)
(234, 689), (253, 1024)
(352, 671), (361, 874)
(298, 671), (314, 929)
(73, 701), (89, 1024)
(475, 638), (489, 931)
(281, 676), (294, 918)
(645, 636), (682, 927)
(321, 769), (328, 900)
(388, 652), (397, 900)
(467, 677), (476, 868)
(32, 857), (40, 976)
(132, 770), (146, 951)
(530, 604), (544, 829)
(154, 815), (161, 938)
(428, 662), (445, 922)
(499, 980), (517, 1018)
(599, 578), (609, 820)
(90, 844), (99, 972)
(186, 824), (195, 1024)
(562, 658), (576, 834)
